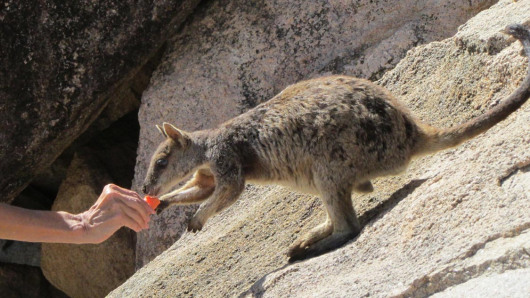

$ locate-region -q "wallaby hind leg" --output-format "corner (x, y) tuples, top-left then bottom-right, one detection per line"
(288, 182), (361, 262)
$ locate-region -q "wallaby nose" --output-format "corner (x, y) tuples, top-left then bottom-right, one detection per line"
(142, 185), (148, 194)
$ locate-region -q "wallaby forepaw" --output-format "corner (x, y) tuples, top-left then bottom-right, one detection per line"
(156, 200), (170, 215)
(187, 217), (203, 232)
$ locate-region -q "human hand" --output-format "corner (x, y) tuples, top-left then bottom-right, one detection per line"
(74, 184), (155, 244)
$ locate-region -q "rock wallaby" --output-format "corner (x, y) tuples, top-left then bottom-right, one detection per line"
(142, 25), (530, 262)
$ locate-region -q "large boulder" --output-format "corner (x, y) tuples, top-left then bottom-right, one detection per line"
(0, 0), (202, 203)
(41, 114), (139, 298)
(111, 0), (530, 296)
(133, 0), (497, 267)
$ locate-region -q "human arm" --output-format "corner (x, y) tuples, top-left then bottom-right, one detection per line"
(0, 184), (155, 244)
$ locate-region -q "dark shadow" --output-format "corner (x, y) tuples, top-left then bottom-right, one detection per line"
(358, 178), (428, 226)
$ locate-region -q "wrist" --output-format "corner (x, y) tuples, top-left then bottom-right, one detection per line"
(63, 211), (89, 244)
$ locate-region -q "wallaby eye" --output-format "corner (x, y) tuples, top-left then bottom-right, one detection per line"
(156, 158), (168, 168)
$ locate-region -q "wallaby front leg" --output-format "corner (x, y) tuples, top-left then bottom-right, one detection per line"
(157, 171), (215, 213)
(188, 175), (245, 232)
(157, 184), (215, 211)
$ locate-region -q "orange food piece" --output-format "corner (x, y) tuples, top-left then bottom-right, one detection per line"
(144, 195), (160, 209)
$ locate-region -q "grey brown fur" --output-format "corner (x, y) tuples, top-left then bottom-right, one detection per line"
(142, 25), (530, 262)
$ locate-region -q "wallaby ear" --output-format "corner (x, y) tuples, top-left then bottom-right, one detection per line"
(156, 124), (167, 138)
(162, 122), (190, 147)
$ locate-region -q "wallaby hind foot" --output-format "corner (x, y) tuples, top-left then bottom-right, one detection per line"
(288, 221), (333, 260)
(288, 230), (358, 262)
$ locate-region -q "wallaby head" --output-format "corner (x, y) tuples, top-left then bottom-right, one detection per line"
(142, 122), (206, 197)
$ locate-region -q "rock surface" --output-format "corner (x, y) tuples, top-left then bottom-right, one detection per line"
(133, 0), (497, 267)
(41, 114), (139, 298)
(0, 240), (40, 268)
(432, 268), (530, 298)
(111, 0), (530, 296)
(0, 0), (201, 203)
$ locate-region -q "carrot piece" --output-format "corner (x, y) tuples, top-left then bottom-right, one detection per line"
(144, 195), (160, 209)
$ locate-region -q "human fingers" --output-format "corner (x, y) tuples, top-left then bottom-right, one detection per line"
(101, 184), (155, 217)
(106, 184), (155, 215)
(106, 184), (142, 199)
(115, 200), (150, 230)
(115, 192), (155, 220)
(111, 209), (143, 233)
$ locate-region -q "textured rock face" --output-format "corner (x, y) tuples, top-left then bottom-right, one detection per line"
(110, 0), (530, 297)
(432, 268), (530, 298)
(133, 0), (497, 267)
(41, 115), (139, 298)
(0, 0), (201, 203)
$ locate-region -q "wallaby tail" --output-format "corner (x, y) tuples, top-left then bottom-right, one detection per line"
(416, 24), (530, 156)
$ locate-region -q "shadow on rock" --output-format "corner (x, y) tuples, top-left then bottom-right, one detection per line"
(240, 178), (428, 297)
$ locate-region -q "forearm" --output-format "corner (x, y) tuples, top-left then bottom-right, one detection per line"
(0, 203), (85, 244)
(0, 184), (153, 244)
